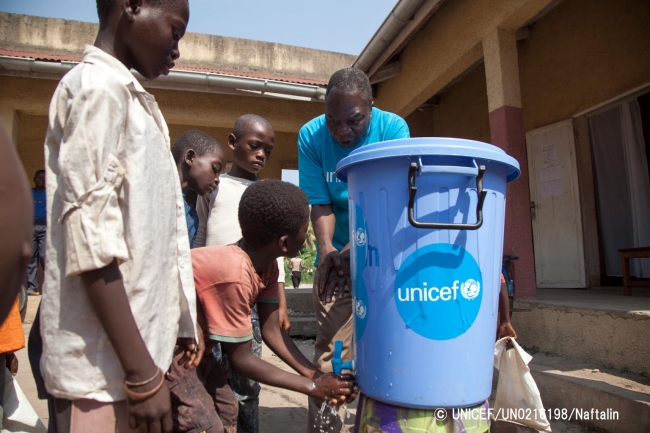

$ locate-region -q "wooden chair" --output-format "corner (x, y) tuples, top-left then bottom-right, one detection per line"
(619, 247), (650, 295)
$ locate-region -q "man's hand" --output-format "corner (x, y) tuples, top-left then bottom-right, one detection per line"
(309, 372), (357, 405)
(5, 353), (18, 376)
(278, 302), (291, 334)
(316, 248), (343, 293)
(126, 378), (173, 433)
(497, 322), (517, 340)
(175, 325), (205, 369)
(321, 269), (350, 304)
(317, 249), (351, 304)
(311, 204), (353, 303)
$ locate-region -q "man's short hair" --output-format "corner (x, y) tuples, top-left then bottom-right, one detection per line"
(325, 68), (372, 103)
(171, 130), (225, 164)
(96, 0), (180, 25)
(239, 180), (309, 247)
(232, 114), (273, 139)
(34, 169), (45, 177)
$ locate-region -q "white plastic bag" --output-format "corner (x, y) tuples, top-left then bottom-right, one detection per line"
(493, 338), (552, 432)
(1, 366), (47, 433)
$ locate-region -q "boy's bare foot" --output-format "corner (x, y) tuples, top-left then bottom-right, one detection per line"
(26, 290), (40, 296)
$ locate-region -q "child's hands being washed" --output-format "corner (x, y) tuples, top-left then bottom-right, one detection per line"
(309, 372), (358, 405)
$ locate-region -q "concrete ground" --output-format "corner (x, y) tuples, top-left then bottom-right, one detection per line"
(259, 339), (358, 433)
(530, 287), (650, 314)
(13, 296), (48, 426)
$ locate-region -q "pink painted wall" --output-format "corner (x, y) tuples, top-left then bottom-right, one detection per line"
(489, 105), (536, 299)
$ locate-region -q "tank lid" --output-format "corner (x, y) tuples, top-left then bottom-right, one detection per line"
(336, 137), (521, 183)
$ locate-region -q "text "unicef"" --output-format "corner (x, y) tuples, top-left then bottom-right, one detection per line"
(396, 279), (480, 302)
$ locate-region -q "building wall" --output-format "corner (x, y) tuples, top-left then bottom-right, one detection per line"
(0, 75), (57, 179)
(398, 64), (491, 141)
(376, 0), (649, 130)
(0, 12), (355, 83)
(16, 114), (48, 180)
(517, 0), (650, 285)
(372, 0), (555, 118)
(518, 0), (650, 132)
(375, 0), (649, 289)
(403, 109), (434, 137)
(0, 75), (321, 183)
(148, 87), (321, 134)
(431, 64), (491, 143)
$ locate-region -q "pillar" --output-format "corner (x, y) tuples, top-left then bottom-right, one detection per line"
(483, 27), (536, 299)
(0, 105), (18, 146)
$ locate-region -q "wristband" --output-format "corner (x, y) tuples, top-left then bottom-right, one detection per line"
(124, 368), (160, 387)
(124, 368), (164, 401)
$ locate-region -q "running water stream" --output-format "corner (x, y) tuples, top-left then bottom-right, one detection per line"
(313, 401), (350, 433)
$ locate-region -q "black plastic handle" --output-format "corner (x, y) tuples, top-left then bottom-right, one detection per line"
(407, 162), (487, 230)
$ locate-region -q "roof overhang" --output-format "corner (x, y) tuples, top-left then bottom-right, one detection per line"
(355, 0), (567, 86)
(353, 0), (447, 84)
(0, 52), (327, 102)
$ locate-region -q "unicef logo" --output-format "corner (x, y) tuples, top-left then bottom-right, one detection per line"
(394, 243), (483, 340)
(461, 279), (480, 300)
(353, 228), (367, 247)
(355, 299), (367, 319)
(351, 203), (369, 341)
(353, 279), (369, 341)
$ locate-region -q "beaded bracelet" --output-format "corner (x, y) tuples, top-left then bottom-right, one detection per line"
(123, 368), (164, 401)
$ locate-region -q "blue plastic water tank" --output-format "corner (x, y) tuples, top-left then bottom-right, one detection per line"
(336, 137), (520, 409)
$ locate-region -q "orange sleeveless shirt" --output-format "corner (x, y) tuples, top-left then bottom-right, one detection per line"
(0, 297), (25, 353)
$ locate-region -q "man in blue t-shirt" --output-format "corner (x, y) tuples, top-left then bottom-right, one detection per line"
(298, 68), (409, 432)
(26, 169), (46, 295)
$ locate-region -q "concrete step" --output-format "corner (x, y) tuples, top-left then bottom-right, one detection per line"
(284, 288), (317, 337)
(503, 351), (650, 432)
(284, 288), (314, 316)
(288, 317), (317, 337)
(512, 290), (650, 375)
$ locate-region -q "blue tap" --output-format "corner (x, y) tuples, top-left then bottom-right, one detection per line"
(331, 340), (355, 374)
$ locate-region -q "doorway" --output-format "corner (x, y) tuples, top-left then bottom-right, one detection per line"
(526, 120), (586, 288)
(588, 93), (650, 280)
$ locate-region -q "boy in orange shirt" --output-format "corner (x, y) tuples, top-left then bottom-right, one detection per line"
(192, 180), (357, 424)
(0, 299), (24, 383)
